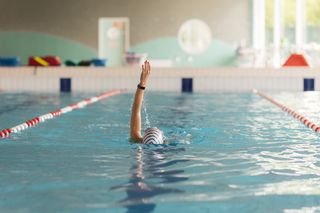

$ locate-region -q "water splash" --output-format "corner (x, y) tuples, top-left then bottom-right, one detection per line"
(142, 99), (151, 128)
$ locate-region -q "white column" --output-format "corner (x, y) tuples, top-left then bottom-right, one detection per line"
(273, 0), (283, 67)
(252, 0), (266, 67)
(253, 0), (266, 50)
(296, 0), (306, 53)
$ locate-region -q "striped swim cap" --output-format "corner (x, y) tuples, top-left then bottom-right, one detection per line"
(142, 127), (164, 144)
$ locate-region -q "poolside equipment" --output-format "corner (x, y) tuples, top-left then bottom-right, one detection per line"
(78, 60), (92, 66)
(125, 52), (145, 66)
(65, 59), (107, 67)
(91, 58), (107, 67)
(283, 54), (309, 67)
(29, 56), (61, 66)
(0, 89), (126, 138)
(253, 89), (320, 133)
(0, 57), (20, 67)
(65, 60), (77, 66)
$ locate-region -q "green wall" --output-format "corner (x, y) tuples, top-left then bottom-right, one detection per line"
(0, 32), (236, 67)
(131, 37), (236, 67)
(0, 0), (250, 67)
(0, 32), (97, 65)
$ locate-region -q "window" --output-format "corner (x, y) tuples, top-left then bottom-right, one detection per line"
(306, 0), (320, 43)
(265, 0), (274, 44)
(283, 0), (296, 45)
(253, 0), (320, 67)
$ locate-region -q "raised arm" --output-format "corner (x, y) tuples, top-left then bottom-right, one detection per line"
(130, 61), (151, 142)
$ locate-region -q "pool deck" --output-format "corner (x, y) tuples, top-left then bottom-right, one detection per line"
(0, 67), (319, 92)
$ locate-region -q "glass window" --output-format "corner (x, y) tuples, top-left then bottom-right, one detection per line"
(264, 0), (296, 66)
(265, 0), (274, 45)
(283, 0), (296, 45)
(265, 0), (296, 45)
(306, 0), (320, 43)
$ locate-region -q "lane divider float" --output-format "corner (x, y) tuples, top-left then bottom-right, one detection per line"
(253, 89), (320, 133)
(0, 89), (126, 138)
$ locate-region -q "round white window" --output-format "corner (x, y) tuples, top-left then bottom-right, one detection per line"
(178, 19), (212, 55)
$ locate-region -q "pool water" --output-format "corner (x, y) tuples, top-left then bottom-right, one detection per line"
(1, 91), (320, 213)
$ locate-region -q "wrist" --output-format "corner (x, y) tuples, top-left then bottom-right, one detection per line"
(139, 82), (146, 87)
(137, 84), (146, 90)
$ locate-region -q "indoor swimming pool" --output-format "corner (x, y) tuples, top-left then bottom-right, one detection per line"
(1, 91), (320, 213)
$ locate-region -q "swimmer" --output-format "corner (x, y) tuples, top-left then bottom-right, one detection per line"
(130, 60), (165, 144)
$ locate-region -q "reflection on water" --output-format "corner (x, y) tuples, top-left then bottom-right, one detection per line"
(111, 145), (189, 213)
(162, 94), (196, 144)
(284, 206), (320, 213)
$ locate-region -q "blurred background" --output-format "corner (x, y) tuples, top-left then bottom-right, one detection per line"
(0, 0), (319, 68)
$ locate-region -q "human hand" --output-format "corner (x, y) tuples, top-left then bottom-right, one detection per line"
(140, 60), (151, 87)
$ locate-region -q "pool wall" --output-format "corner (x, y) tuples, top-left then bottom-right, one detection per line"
(0, 67), (318, 92)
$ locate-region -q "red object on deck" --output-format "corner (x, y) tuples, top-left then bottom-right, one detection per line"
(43, 56), (61, 66)
(28, 56), (61, 66)
(283, 54), (309, 67)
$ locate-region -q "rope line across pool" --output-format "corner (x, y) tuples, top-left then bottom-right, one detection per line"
(253, 89), (320, 133)
(0, 89), (126, 138)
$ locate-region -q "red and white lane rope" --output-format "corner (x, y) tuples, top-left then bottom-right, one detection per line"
(0, 89), (126, 138)
(253, 89), (320, 133)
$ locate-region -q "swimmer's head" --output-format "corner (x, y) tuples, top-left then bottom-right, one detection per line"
(142, 127), (164, 144)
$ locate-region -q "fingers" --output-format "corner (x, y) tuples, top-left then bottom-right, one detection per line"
(143, 60), (150, 73)
(147, 61), (151, 73)
(141, 60), (150, 78)
(144, 60), (148, 71)
(139, 61), (151, 86)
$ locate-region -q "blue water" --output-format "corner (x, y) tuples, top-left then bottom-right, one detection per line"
(1, 91), (320, 213)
